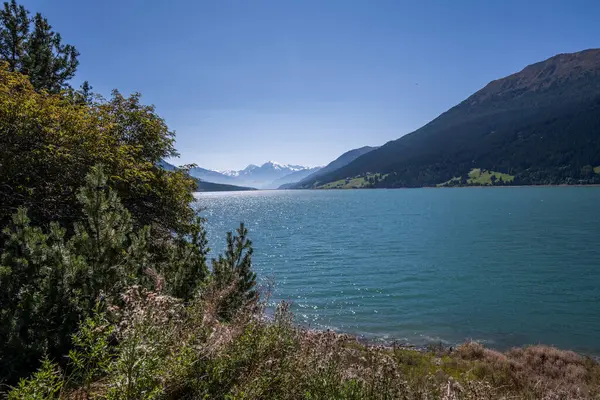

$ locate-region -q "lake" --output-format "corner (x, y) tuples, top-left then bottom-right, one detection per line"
(195, 188), (600, 354)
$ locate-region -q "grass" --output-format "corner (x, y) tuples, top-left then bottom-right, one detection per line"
(438, 168), (515, 187)
(467, 168), (514, 185)
(10, 282), (600, 399)
(317, 173), (388, 189)
(437, 176), (462, 187)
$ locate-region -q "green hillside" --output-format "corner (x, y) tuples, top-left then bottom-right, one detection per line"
(438, 169), (515, 187)
(290, 146), (378, 188)
(316, 173), (388, 189)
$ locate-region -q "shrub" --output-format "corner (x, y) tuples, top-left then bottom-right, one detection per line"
(0, 166), (207, 384)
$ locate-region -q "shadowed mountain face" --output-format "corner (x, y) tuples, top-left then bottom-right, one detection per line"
(292, 146), (378, 188)
(270, 167), (322, 189)
(314, 49), (600, 187)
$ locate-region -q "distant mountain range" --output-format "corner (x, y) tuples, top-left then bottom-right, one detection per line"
(187, 161), (322, 189)
(162, 148), (389, 191)
(304, 49), (600, 188)
(158, 161), (255, 192)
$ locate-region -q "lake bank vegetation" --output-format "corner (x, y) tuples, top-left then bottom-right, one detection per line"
(6, 263), (600, 399)
(1, 1), (599, 398)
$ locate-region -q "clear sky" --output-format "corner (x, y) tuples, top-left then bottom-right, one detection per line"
(20, 0), (600, 170)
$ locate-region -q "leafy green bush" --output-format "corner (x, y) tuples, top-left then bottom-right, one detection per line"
(0, 64), (197, 244)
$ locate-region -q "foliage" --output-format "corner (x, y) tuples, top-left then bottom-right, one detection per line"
(164, 215), (209, 300)
(438, 168), (515, 187)
(317, 173), (388, 189)
(211, 222), (258, 321)
(9, 288), (600, 400)
(67, 304), (115, 396)
(0, 166), (208, 384)
(0, 0), (79, 92)
(0, 65), (197, 241)
(7, 358), (64, 400)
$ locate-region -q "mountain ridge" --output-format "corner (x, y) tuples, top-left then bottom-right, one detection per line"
(311, 49), (600, 188)
(184, 161), (318, 189)
(291, 146), (379, 188)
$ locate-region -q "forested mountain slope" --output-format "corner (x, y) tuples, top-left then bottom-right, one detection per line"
(292, 146), (378, 188)
(316, 49), (600, 187)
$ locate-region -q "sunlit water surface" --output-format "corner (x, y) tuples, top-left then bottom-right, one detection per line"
(195, 188), (600, 353)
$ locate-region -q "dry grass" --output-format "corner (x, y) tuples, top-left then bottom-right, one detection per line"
(10, 283), (600, 400)
(456, 341), (600, 399)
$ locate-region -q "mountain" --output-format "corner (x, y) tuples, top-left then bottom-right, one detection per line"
(313, 49), (600, 188)
(188, 166), (238, 185)
(158, 159), (178, 171)
(235, 161), (306, 187)
(218, 164), (259, 177)
(270, 166), (322, 189)
(170, 161), (316, 189)
(290, 146), (378, 188)
(158, 161), (255, 192)
(207, 161), (312, 189)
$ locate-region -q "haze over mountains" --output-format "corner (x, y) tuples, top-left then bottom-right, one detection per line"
(158, 160), (255, 192)
(181, 161), (323, 189)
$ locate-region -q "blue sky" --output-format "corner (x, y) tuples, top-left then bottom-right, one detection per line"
(21, 0), (600, 170)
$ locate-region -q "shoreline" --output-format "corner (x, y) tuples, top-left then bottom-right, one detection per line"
(306, 326), (600, 363)
(292, 318), (600, 361)
(196, 183), (600, 193)
(266, 184), (600, 192)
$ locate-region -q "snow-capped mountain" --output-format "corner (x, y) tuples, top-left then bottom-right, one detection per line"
(190, 161), (315, 189)
(218, 164), (259, 177)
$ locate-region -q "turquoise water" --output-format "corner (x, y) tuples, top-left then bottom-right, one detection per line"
(195, 188), (600, 354)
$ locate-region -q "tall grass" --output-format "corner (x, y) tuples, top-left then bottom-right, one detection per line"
(8, 279), (600, 400)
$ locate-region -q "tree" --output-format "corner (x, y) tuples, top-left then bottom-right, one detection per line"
(0, 0), (79, 92)
(75, 80), (94, 104)
(212, 223), (257, 320)
(23, 12), (79, 92)
(0, 65), (196, 242)
(0, 166), (209, 384)
(166, 216), (210, 300)
(0, 0), (28, 72)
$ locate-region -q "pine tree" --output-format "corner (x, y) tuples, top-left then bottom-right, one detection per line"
(76, 80), (94, 104)
(0, 0), (28, 72)
(0, 166), (140, 384)
(0, 165), (215, 383)
(0, 0), (79, 92)
(68, 165), (139, 310)
(212, 222), (257, 320)
(0, 209), (76, 384)
(23, 12), (79, 92)
(167, 215), (209, 300)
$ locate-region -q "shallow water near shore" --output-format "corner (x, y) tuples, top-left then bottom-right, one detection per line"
(195, 188), (600, 354)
